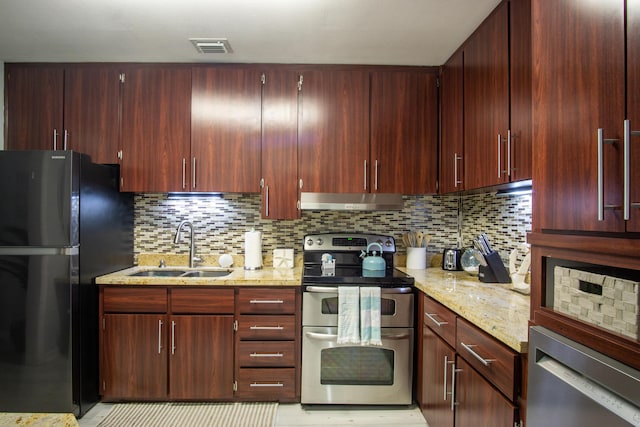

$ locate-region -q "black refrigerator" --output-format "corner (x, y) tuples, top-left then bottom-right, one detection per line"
(0, 151), (133, 417)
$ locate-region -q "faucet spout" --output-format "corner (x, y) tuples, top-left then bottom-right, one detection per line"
(174, 220), (201, 268)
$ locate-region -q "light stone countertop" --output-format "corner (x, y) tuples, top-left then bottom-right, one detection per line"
(0, 413), (79, 426)
(398, 267), (531, 353)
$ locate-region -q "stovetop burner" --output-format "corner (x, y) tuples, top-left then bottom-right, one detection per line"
(302, 232), (414, 287)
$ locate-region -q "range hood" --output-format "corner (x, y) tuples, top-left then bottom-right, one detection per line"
(300, 192), (404, 211)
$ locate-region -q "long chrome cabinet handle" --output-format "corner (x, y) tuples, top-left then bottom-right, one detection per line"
(171, 321), (176, 355)
(250, 325), (284, 330)
(250, 382), (284, 388)
(364, 160), (368, 190)
(53, 129), (58, 150)
(425, 312), (448, 328)
(497, 133), (502, 179)
(182, 158), (186, 190)
(451, 364), (460, 411)
(507, 129), (512, 178)
(192, 157), (197, 189)
(250, 352), (283, 358)
(158, 319), (163, 354)
(460, 341), (495, 366)
(250, 299), (284, 304)
(375, 160), (379, 191)
(265, 185), (269, 217)
(597, 128), (620, 221)
(63, 129), (69, 150)
(454, 153), (463, 187)
(444, 356), (455, 402)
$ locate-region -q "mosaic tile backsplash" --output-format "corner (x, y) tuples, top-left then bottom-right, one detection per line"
(134, 192), (532, 264)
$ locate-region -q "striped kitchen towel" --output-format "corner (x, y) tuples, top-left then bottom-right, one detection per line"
(337, 286), (361, 344)
(360, 286), (382, 346)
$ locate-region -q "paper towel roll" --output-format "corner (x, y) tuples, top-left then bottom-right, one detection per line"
(244, 230), (263, 270)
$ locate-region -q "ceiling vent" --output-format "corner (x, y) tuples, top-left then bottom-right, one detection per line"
(190, 38), (233, 54)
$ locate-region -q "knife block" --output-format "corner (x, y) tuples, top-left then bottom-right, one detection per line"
(479, 251), (511, 283)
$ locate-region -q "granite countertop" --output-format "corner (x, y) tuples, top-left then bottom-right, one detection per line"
(0, 413), (79, 426)
(398, 267), (530, 353)
(96, 253), (302, 286)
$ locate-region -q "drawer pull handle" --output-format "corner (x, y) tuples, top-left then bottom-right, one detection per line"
(460, 342), (495, 366)
(250, 382), (284, 388)
(425, 312), (448, 327)
(250, 299), (284, 304)
(250, 352), (283, 358)
(250, 325), (284, 330)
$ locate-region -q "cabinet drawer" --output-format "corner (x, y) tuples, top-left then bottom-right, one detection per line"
(237, 315), (296, 340)
(170, 288), (234, 314)
(237, 288), (296, 314)
(103, 287), (167, 313)
(236, 368), (296, 401)
(456, 317), (519, 401)
(423, 295), (456, 347)
(237, 341), (296, 367)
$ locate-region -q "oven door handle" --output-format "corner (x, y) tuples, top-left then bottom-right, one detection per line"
(304, 331), (411, 341)
(305, 286), (413, 294)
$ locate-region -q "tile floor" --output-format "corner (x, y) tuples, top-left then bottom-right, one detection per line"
(78, 402), (429, 427)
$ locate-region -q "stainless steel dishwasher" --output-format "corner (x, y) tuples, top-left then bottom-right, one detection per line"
(527, 326), (640, 426)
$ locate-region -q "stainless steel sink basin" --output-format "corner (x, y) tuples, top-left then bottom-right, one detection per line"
(130, 270), (188, 277)
(128, 268), (232, 278)
(180, 270), (232, 278)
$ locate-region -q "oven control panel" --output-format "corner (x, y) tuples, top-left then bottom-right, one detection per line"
(303, 233), (395, 252)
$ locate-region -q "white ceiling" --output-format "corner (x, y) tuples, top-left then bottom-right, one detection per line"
(0, 0), (501, 66)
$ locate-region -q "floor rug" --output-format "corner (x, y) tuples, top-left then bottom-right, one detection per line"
(97, 402), (278, 427)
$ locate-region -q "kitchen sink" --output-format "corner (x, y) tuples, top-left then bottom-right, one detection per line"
(128, 268), (232, 278)
(129, 270), (188, 277)
(180, 270), (232, 278)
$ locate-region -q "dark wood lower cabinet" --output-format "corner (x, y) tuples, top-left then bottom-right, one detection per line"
(169, 315), (234, 400)
(101, 314), (168, 400)
(421, 326), (455, 427)
(454, 357), (518, 427)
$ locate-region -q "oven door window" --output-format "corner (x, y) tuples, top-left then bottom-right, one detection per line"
(321, 297), (396, 316)
(320, 346), (394, 385)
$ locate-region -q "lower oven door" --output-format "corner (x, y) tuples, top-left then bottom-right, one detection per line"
(301, 326), (413, 404)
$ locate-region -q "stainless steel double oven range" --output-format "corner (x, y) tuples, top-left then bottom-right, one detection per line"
(301, 233), (415, 405)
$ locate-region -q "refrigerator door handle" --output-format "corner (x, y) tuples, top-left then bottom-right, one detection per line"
(0, 247), (79, 255)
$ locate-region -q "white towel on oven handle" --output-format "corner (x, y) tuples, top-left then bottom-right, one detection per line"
(337, 286), (360, 344)
(360, 287), (382, 346)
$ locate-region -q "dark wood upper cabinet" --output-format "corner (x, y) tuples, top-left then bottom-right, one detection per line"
(191, 67), (262, 193)
(5, 65), (64, 151)
(261, 71), (301, 220)
(120, 66), (191, 192)
(439, 50), (465, 194)
(464, 2), (510, 191)
(370, 71), (438, 194)
(627, 1), (640, 232)
(63, 67), (121, 164)
(298, 70), (370, 193)
(532, 0), (626, 232)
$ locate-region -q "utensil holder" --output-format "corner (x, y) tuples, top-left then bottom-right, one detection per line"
(478, 251), (511, 283)
(406, 247), (427, 269)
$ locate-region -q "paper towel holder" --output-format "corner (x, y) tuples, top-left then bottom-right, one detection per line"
(244, 228), (263, 270)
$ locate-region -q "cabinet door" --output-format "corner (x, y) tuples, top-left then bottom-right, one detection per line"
(261, 71), (300, 219)
(5, 66), (64, 151)
(191, 67), (262, 192)
(464, 3), (510, 190)
(627, 1), (640, 232)
(298, 70), (370, 193)
(440, 51), (465, 194)
(421, 326), (455, 427)
(371, 71), (438, 194)
(63, 67), (121, 164)
(509, 0), (532, 182)
(169, 315), (234, 400)
(532, 0), (625, 232)
(454, 357), (517, 427)
(120, 66), (191, 192)
(101, 314), (168, 400)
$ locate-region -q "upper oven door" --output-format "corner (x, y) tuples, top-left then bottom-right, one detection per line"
(302, 286), (414, 328)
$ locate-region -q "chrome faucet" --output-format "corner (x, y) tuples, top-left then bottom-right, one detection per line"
(173, 220), (202, 268)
